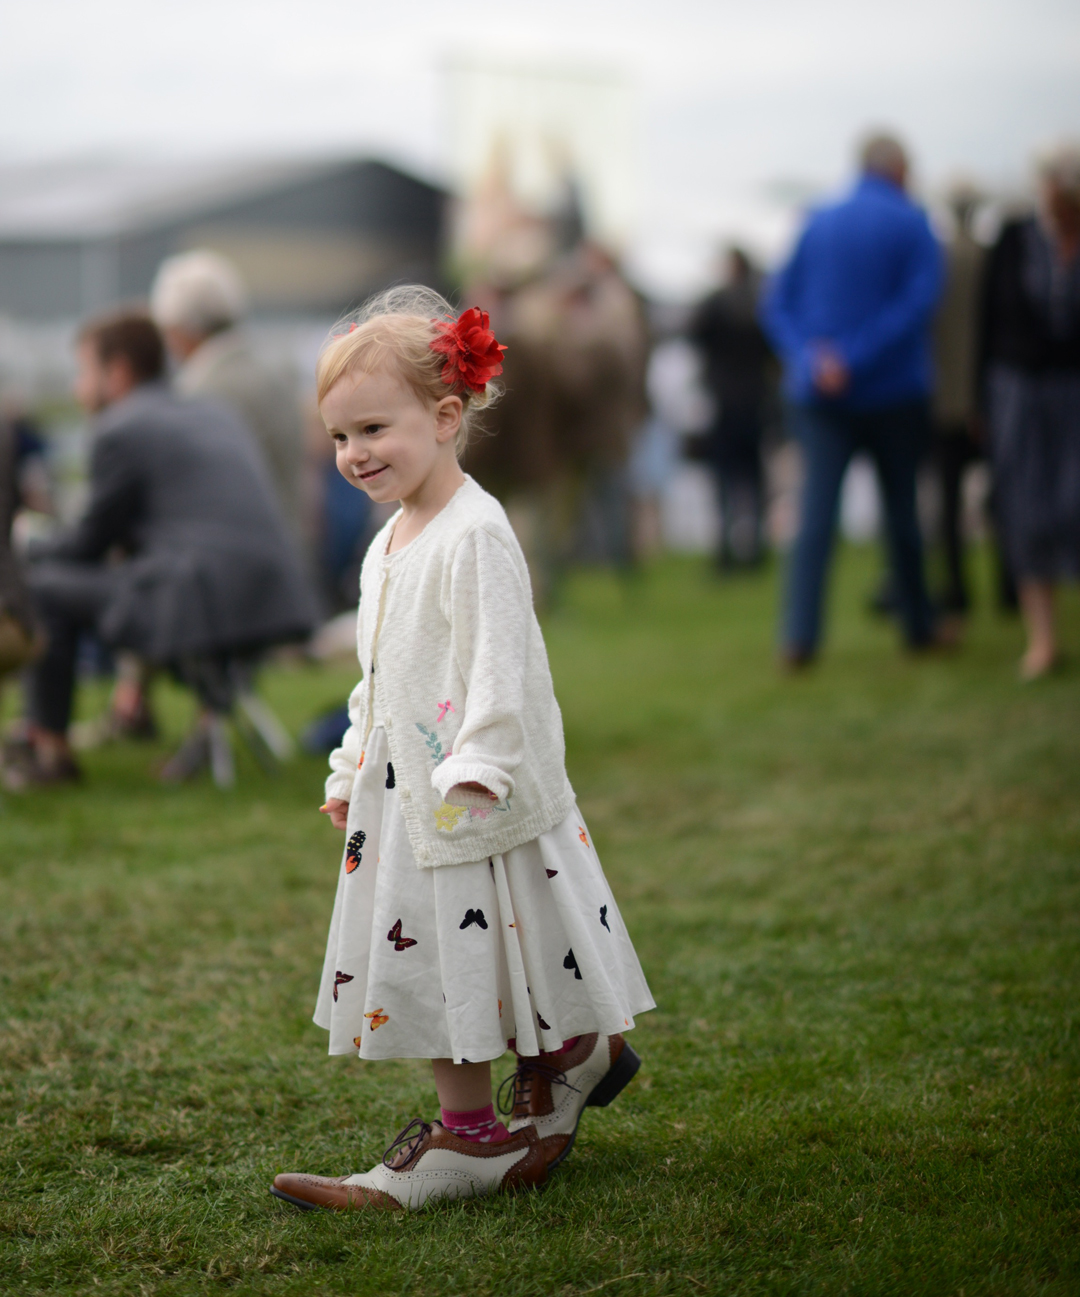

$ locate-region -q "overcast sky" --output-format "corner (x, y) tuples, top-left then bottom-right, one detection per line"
(3, 0), (1078, 294)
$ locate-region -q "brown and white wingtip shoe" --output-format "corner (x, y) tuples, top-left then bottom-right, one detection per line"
(505, 1032), (641, 1169)
(270, 1118), (547, 1212)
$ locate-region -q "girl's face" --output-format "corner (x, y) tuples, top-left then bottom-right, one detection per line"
(321, 366), (462, 509)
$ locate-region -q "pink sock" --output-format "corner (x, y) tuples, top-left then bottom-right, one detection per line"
(440, 1103), (511, 1143)
(539, 1036), (581, 1061)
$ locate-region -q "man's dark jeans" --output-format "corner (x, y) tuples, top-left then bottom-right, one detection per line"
(25, 562), (119, 734)
(783, 399), (935, 656)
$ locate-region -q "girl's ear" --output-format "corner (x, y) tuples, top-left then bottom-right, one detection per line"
(433, 395), (463, 444)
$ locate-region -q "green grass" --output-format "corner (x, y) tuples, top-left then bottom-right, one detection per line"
(2, 545), (1079, 1296)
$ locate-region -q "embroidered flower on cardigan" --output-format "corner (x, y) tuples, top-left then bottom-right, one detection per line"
(434, 802), (466, 831)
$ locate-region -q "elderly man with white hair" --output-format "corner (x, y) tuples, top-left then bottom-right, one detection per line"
(151, 250), (305, 539)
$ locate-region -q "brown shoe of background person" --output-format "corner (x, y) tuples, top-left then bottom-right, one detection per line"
(779, 647), (815, 673)
(0, 733), (80, 790)
(271, 1119), (547, 1212)
(505, 1032), (641, 1169)
(908, 617), (965, 656)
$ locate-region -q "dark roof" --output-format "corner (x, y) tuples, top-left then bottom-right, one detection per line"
(0, 155), (446, 242)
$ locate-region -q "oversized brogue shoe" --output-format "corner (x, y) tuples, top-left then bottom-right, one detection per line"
(504, 1032), (641, 1168)
(270, 1118), (546, 1212)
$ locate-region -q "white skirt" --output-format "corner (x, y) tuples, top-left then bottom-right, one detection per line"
(314, 725), (655, 1063)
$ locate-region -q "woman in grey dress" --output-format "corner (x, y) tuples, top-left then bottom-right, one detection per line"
(982, 143), (1080, 679)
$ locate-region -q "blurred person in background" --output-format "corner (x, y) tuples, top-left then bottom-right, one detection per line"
(306, 402), (374, 612)
(979, 142), (1080, 680)
(929, 183), (989, 618)
(464, 244), (648, 605)
(762, 132), (945, 666)
(553, 243), (649, 574)
(689, 246), (774, 571)
(1, 397), (52, 518)
(0, 417), (41, 696)
(1, 311), (315, 789)
(151, 250), (305, 542)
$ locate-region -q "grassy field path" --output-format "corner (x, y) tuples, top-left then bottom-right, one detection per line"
(2, 547), (1078, 1295)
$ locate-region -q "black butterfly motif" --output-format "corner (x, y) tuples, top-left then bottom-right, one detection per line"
(345, 829), (366, 874)
(387, 919), (417, 951)
(460, 908), (488, 930)
(546, 868), (558, 878)
(564, 949), (582, 980)
(385, 762), (395, 789)
(537, 1013), (551, 1030)
(333, 971), (354, 1001)
(600, 905), (610, 932)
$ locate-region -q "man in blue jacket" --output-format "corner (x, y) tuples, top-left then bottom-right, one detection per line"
(762, 133), (944, 665)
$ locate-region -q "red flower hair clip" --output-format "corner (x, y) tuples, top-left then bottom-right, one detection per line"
(430, 307), (507, 394)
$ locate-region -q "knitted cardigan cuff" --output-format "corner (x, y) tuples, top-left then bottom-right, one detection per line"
(432, 757), (513, 806)
(325, 770), (356, 803)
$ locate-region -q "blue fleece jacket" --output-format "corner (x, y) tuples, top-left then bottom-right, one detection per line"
(761, 174), (944, 410)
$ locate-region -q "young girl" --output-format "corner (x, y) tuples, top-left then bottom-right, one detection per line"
(271, 287), (654, 1213)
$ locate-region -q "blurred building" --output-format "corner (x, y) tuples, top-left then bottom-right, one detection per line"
(0, 156), (446, 324)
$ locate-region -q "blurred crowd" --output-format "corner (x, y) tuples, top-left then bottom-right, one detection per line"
(1, 130), (1079, 788)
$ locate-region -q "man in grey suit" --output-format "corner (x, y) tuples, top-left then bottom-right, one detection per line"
(5, 311), (316, 787)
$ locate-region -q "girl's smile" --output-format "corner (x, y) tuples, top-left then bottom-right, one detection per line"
(320, 365), (464, 548)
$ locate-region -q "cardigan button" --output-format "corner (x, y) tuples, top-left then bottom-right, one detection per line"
(400, 787), (411, 800)
(384, 716), (393, 730)
(417, 846), (429, 861)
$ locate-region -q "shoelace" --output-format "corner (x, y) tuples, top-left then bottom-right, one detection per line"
(496, 1059), (580, 1118)
(381, 1117), (431, 1170)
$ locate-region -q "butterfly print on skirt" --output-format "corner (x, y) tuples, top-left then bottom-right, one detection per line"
(564, 949), (582, 980)
(385, 762), (395, 789)
(345, 829), (366, 874)
(460, 908), (488, 930)
(387, 918), (417, 951)
(365, 1008), (389, 1030)
(600, 904), (610, 932)
(333, 971), (354, 1001)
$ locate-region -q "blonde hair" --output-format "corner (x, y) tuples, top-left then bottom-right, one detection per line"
(316, 286), (499, 456)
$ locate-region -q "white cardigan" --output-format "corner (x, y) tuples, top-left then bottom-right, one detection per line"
(326, 476), (575, 868)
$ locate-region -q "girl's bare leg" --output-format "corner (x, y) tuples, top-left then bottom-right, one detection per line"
(431, 1058), (493, 1112)
(1018, 580), (1057, 679)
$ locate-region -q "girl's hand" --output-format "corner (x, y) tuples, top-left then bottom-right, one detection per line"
(320, 799), (350, 830)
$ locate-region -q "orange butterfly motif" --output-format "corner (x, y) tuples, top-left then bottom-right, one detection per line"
(578, 827), (590, 847)
(345, 829), (366, 874)
(365, 1009), (389, 1030)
